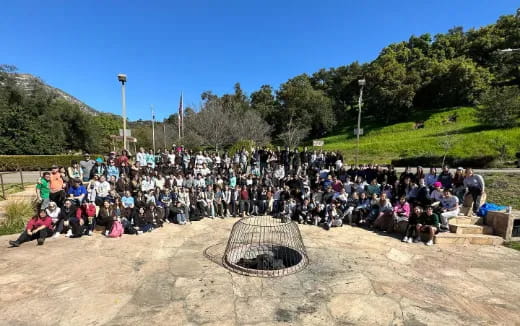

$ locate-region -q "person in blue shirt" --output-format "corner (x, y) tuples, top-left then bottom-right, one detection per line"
(106, 160), (120, 180)
(67, 179), (87, 206)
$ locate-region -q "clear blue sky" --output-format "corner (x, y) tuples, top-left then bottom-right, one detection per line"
(1, 1), (518, 121)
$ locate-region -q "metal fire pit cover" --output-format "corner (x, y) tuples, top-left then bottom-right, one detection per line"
(223, 216), (309, 277)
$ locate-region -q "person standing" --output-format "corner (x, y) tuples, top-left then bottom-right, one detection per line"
(49, 165), (65, 207)
(463, 168), (485, 217)
(79, 154), (96, 182)
(36, 172), (51, 209)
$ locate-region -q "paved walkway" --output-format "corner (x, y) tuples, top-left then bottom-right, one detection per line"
(1, 218), (519, 325)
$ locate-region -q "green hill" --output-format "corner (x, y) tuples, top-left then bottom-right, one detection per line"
(319, 107), (520, 166)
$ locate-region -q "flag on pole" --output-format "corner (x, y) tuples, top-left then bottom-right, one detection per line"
(178, 92), (184, 138)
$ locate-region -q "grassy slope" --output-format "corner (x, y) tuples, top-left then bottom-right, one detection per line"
(320, 107), (520, 164)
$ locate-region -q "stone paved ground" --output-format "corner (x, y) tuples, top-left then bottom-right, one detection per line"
(1, 218), (520, 326)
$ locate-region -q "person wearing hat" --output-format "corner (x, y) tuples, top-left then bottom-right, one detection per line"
(90, 158), (107, 179)
(80, 153), (96, 182)
(430, 182), (444, 204)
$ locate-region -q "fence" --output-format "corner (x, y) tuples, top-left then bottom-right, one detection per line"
(0, 168), (43, 200)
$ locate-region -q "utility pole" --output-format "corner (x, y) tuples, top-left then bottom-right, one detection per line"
(355, 79), (366, 166)
(151, 105), (156, 153)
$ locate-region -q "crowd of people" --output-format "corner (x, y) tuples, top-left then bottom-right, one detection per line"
(8, 145), (486, 248)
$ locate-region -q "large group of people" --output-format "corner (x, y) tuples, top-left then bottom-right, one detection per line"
(8, 145), (485, 248)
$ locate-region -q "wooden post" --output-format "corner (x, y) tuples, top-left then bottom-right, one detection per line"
(19, 166), (24, 188)
(0, 174), (5, 200)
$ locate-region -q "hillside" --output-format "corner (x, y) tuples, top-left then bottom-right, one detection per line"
(319, 107), (520, 166)
(11, 73), (99, 115)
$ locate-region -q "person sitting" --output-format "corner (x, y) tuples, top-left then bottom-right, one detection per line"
(9, 210), (54, 247)
(372, 193), (394, 231)
(45, 201), (61, 228)
(77, 200), (97, 236)
(414, 206), (440, 246)
(54, 199), (77, 238)
(403, 206), (422, 243)
(430, 182), (444, 205)
(67, 179), (87, 206)
(171, 201), (187, 224)
(393, 195), (411, 232)
(439, 189), (460, 232)
(96, 200), (116, 236)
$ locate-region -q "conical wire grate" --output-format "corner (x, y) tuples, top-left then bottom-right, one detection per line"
(223, 216), (309, 277)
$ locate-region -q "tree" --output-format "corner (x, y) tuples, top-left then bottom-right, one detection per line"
(277, 116), (309, 148)
(276, 74), (335, 137)
(478, 86), (520, 128)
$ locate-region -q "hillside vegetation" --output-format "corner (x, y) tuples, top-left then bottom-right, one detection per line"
(320, 107), (520, 165)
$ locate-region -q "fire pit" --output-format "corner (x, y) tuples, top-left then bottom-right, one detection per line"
(223, 215), (308, 277)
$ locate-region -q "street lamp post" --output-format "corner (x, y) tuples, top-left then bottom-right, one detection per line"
(355, 79), (366, 166)
(117, 74), (127, 150)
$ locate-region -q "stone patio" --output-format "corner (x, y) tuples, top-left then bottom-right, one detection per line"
(1, 218), (519, 326)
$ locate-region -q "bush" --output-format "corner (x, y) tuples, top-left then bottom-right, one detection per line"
(478, 86), (520, 128)
(0, 201), (34, 236)
(0, 155), (102, 171)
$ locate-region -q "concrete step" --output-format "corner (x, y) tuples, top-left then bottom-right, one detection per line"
(451, 217), (482, 225)
(434, 233), (504, 246)
(449, 223), (494, 235)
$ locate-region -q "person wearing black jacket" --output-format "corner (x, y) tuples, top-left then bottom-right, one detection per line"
(55, 199), (77, 236)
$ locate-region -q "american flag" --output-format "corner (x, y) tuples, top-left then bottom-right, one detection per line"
(178, 92), (183, 138)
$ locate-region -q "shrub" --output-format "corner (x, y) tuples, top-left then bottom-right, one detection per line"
(0, 201), (34, 236)
(478, 86), (520, 128)
(0, 155), (102, 171)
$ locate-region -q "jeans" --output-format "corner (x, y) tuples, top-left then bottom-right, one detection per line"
(15, 227), (53, 244)
(176, 213), (186, 224)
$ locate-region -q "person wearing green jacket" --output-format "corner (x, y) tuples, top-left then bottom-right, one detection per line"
(414, 206), (440, 246)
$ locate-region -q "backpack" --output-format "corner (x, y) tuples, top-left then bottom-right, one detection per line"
(108, 220), (124, 238)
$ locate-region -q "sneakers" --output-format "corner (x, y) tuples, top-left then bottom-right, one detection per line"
(88, 230), (93, 236)
(9, 240), (20, 247)
(137, 231), (144, 235)
(413, 237), (421, 243)
(426, 240), (434, 246)
(37, 238), (45, 245)
(402, 236), (409, 243)
(53, 233), (61, 239)
(66, 229), (73, 237)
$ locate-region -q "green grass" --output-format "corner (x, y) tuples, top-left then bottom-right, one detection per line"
(320, 107), (520, 164)
(0, 183), (26, 201)
(504, 242), (520, 251)
(0, 201), (34, 236)
(482, 173), (520, 209)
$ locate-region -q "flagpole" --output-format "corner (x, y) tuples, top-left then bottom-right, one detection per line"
(151, 105), (156, 153)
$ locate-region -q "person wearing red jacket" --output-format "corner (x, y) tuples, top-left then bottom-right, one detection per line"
(9, 210), (53, 247)
(77, 200), (97, 236)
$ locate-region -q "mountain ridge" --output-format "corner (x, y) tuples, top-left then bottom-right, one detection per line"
(12, 73), (100, 115)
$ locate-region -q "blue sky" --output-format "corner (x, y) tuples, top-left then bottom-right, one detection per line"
(1, 1), (518, 120)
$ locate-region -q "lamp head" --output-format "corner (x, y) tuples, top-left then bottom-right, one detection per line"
(358, 79), (366, 86)
(117, 74), (127, 83)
